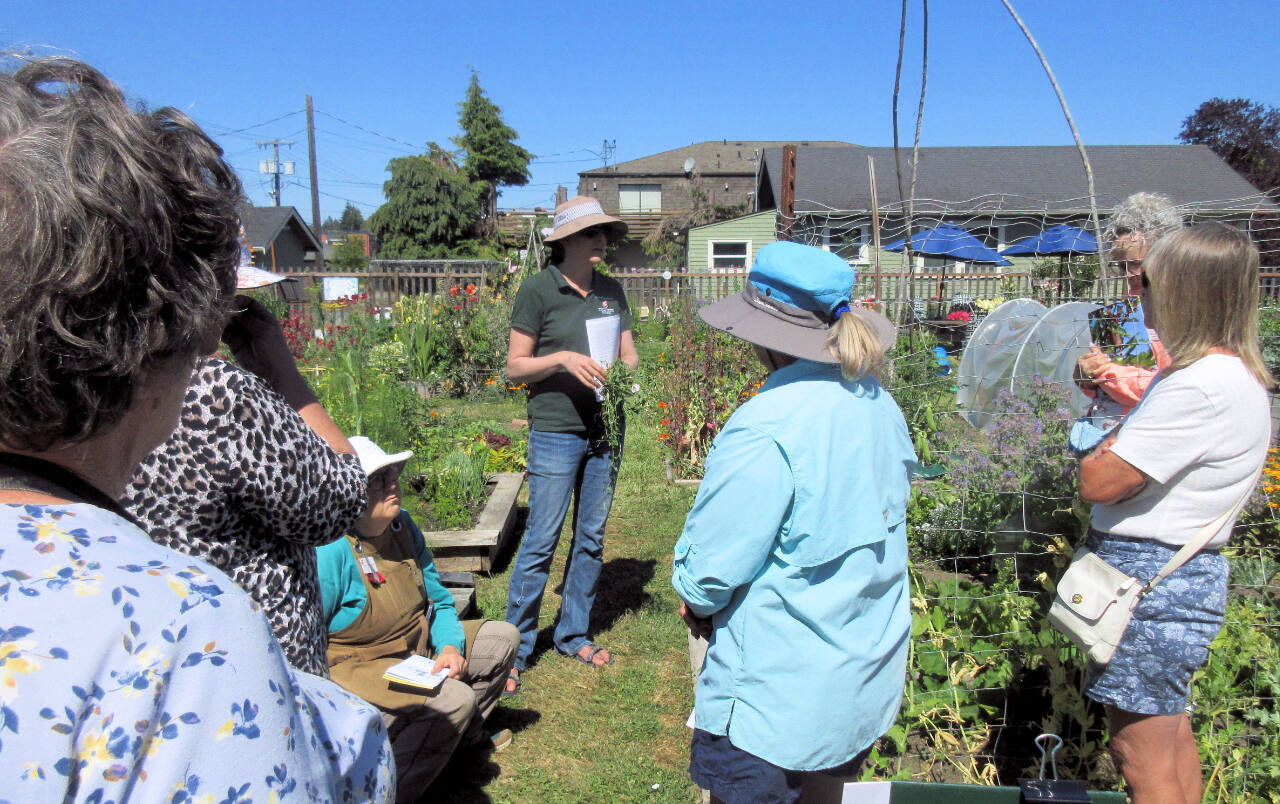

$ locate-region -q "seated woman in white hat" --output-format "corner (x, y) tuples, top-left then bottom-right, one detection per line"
(316, 436), (519, 801)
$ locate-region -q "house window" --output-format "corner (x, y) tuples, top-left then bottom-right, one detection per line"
(823, 223), (869, 263)
(619, 183), (662, 214)
(709, 240), (750, 271)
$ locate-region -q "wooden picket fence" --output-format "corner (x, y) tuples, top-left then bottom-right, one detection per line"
(269, 263), (1280, 323)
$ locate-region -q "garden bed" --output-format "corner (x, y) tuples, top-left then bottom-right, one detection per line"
(422, 471), (525, 572)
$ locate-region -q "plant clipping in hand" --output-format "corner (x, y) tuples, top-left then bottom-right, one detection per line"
(598, 361), (642, 451)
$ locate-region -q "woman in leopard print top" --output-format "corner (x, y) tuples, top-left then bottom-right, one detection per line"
(122, 300), (366, 676)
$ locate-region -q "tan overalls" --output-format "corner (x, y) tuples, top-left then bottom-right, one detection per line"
(326, 520), (517, 801)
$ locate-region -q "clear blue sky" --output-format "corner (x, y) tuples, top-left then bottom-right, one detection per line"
(10, 0), (1278, 222)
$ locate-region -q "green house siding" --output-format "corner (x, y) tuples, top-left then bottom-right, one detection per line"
(687, 211), (777, 271)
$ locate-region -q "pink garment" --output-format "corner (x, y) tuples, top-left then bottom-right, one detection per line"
(1084, 335), (1171, 413)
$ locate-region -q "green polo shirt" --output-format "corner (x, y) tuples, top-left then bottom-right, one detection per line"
(510, 265), (632, 433)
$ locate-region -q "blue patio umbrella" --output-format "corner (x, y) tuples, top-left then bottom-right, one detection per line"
(883, 223), (1010, 312)
(883, 223), (1013, 266)
(1001, 224), (1099, 303)
(1000, 224), (1098, 256)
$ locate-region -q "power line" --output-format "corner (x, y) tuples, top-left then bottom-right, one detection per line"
(315, 109), (423, 151)
(194, 109), (306, 137)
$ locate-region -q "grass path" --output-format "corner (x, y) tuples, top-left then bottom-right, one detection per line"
(424, 410), (703, 803)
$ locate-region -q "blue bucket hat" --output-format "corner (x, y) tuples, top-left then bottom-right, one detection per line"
(699, 241), (896, 362)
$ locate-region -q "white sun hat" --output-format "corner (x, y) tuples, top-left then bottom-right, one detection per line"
(349, 436), (414, 477)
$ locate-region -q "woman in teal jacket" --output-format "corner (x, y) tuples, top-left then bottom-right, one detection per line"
(316, 437), (519, 800)
(672, 242), (916, 804)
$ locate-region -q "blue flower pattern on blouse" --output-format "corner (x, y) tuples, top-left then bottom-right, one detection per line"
(0, 504), (394, 803)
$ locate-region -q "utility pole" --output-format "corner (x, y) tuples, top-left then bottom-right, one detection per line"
(256, 139), (296, 206)
(306, 97), (321, 232)
(305, 96), (324, 269)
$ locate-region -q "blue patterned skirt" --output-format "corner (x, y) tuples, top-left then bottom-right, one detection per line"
(1081, 529), (1228, 715)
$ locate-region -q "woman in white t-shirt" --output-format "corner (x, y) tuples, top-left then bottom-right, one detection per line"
(1077, 222), (1273, 804)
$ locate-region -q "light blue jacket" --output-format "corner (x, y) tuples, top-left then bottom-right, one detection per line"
(671, 360), (916, 771)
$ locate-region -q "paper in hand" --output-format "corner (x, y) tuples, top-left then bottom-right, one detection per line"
(585, 316), (620, 368)
(382, 654), (449, 691)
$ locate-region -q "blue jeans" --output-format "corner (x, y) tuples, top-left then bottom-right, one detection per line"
(505, 429), (620, 670)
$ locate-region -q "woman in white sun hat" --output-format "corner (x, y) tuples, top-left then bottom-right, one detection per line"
(503, 196), (638, 694)
(317, 436), (520, 799)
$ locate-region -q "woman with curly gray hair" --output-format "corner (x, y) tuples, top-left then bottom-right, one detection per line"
(0, 57), (392, 803)
(1075, 192), (1184, 411)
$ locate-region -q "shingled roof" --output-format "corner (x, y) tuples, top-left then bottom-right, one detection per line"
(758, 145), (1275, 213)
(237, 204), (323, 251)
(581, 140), (857, 177)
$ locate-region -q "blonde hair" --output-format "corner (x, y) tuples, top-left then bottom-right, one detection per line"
(824, 311), (886, 381)
(1145, 222), (1274, 388)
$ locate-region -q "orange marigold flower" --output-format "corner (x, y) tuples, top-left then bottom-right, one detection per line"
(658, 401), (668, 408)
(431, 410), (438, 417)
(658, 433), (669, 440)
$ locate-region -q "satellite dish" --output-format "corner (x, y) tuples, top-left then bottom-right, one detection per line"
(682, 157), (695, 174)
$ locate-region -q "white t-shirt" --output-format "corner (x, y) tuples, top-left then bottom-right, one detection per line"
(1091, 354), (1271, 548)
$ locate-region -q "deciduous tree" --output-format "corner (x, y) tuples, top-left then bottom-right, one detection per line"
(453, 71), (533, 238)
(1179, 97), (1280, 192)
(328, 236), (369, 271)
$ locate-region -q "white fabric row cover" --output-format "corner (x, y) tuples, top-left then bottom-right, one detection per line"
(956, 298), (1098, 429)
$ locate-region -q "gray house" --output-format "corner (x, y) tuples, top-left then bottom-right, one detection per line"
(578, 140), (856, 267)
(755, 144), (1277, 269)
(238, 204), (324, 272)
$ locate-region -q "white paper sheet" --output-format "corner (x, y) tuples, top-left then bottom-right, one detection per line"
(585, 315), (620, 368)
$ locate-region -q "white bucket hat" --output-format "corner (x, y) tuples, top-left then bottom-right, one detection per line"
(349, 436), (413, 477)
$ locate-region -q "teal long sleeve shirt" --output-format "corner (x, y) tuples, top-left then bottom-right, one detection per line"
(671, 360), (917, 772)
(316, 510), (465, 653)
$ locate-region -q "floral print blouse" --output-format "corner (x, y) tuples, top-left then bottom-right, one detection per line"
(0, 503), (394, 803)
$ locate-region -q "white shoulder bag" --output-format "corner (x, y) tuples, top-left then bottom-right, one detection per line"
(1048, 484), (1253, 665)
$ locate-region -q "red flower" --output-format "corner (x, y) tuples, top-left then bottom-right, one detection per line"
(658, 433), (669, 440)
(465, 283), (477, 295)
(449, 286), (460, 296)
(661, 418), (672, 426)
(454, 304), (461, 310)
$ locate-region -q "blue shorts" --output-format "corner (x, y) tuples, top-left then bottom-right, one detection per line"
(689, 729), (867, 804)
(1082, 530), (1228, 716)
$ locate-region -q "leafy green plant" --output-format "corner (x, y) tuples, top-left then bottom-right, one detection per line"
(599, 361), (643, 453)
(650, 296), (766, 478)
(391, 288), (512, 397)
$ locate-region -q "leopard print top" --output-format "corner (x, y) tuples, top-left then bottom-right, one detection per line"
(121, 357), (367, 676)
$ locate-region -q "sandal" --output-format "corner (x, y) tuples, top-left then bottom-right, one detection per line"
(501, 669), (521, 698)
(566, 644), (614, 668)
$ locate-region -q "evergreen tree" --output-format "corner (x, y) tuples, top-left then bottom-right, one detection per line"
(453, 71), (533, 238)
(367, 143), (481, 258)
(339, 202), (366, 232)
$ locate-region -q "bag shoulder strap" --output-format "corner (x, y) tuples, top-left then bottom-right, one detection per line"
(0, 453), (138, 525)
(1143, 474), (1257, 594)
